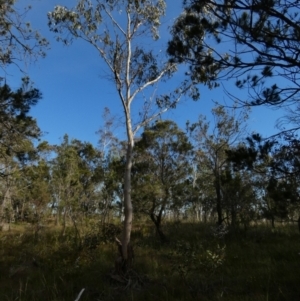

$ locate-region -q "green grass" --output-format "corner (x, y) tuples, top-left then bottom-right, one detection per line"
(0, 222), (300, 301)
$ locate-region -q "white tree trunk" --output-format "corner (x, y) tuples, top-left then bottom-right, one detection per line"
(121, 110), (134, 260)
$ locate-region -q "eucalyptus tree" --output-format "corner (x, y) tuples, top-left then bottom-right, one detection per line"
(51, 135), (102, 235)
(133, 120), (193, 241)
(15, 146), (52, 223)
(168, 0), (300, 110)
(219, 163), (257, 227)
(71, 139), (103, 216)
(51, 135), (80, 233)
(189, 171), (216, 222)
(188, 105), (249, 225)
(96, 107), (124, 223)
(48, 0), (198, 263)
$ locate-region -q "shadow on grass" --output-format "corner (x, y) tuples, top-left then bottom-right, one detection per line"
(0, 222), (300, 301)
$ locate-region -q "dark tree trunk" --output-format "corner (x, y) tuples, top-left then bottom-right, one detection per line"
(215, 177), (223, 226)
(61, 208), (67, 237)
(150, 204), (168, 243)
(271, 216), (275, 228)
(231, 207), (237, 228)
(150, 215), (168, 242)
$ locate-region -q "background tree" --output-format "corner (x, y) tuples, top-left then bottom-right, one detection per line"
(0, 78), (42, 228)
(227, 132), (300, 227)
(48, 0), (198, 264)
(50, 135), (102, 238)
(15, 149), (51, 224)
(133, 120), (193, 241)
(189, 105), (249, 225)
(96, 107), (123, 224)
(220, 163), (257, 228)
(71, 139), (103, 223)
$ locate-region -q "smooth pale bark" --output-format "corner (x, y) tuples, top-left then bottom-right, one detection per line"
(120, 10), (134, 261)
(122, 140), (134, 260)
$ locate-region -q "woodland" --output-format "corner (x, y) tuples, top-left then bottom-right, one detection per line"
(1, 0), (300, 300)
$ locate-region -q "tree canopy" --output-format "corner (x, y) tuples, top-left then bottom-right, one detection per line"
(168, 0), (300, 108)
(0, 0), (48, 73)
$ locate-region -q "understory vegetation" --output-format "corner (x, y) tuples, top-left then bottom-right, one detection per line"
(1, 221), (299, 301)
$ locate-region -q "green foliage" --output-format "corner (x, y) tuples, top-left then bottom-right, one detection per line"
(169, 239), (225, 284)
(50, 135), (103, 226)
(47, 0), (172, 92)
(133, 120), (193, 239)
(0, 79), (43, 225)
(189, 104), (251, 226)
(0, 0), (48, 71)
(168, 0), (300, 106)
(227, 131), (300, 225)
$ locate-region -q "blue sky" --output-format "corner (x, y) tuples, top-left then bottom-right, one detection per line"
(3, 0), (285, 147)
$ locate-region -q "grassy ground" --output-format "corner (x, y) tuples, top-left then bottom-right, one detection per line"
(0, 221), (299, 301)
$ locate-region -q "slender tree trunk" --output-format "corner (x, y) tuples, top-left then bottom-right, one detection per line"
(20, 201), (25, 221)
(195, 207), (199, 222)
(101, 199), (110, 225)
(121, 139), (134, 264)
(215, 176), (223, 226)
(150, 206), (168, 243)
(231, 206), (237, 228)
(213, 157), (223, 226)
(119, 9), (135, 267)
(61, 208), (67, 237)
(70, 213), (81, 247)
(55, 208), (60, 226)
(151, 219), (167, 241)
(271, 216), (275, 228)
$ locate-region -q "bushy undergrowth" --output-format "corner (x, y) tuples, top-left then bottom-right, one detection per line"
(0, 221), (299, 301)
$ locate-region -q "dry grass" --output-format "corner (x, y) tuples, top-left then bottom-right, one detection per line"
(0, 221), (299, 301)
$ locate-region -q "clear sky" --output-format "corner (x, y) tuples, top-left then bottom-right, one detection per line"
(3, 0), (285, 147)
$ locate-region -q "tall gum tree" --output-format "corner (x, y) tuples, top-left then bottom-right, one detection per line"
(48, 0), (198, 264)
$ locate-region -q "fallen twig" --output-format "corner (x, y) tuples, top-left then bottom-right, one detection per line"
(74, 288), (85, 301)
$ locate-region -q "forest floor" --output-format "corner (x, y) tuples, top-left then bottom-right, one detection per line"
(0, 220), (299, 301)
